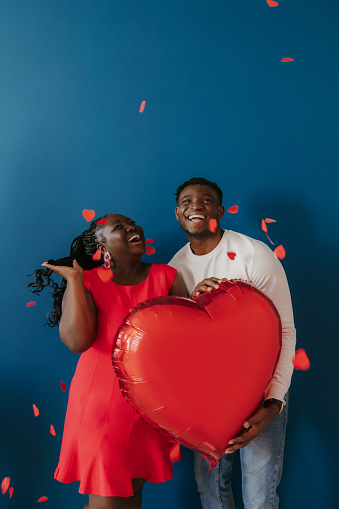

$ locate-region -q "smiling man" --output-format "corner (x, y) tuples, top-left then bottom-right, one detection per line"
(168, 177), (296, 509)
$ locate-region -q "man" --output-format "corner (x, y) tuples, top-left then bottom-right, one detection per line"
(169, 177), (296, 509)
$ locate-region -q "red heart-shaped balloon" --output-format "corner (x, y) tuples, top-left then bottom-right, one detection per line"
(112, 281), (281, 467)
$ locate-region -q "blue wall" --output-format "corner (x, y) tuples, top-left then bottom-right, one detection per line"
(1, 1), (338, 507)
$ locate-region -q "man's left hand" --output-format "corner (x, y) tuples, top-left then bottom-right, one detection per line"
(225, 405), (280, 454)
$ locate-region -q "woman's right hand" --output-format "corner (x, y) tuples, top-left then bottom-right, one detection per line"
(41, 259), (83, 281)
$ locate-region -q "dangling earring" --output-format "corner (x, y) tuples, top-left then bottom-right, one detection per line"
(104, 251), (111, 269)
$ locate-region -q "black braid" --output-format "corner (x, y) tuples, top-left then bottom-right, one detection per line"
(28, 215), (108, 327)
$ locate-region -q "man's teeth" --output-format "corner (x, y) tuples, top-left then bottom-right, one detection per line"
(188, 215), (205, 220)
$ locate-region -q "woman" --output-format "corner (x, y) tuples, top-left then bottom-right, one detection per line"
(29, 214), (187, 509)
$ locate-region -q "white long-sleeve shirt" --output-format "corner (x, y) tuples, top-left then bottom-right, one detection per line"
(168, 229), (296, 402)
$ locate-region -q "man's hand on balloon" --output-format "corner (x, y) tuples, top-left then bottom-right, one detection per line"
(192, 277), (228, 298)
(225, 405), (280, 453)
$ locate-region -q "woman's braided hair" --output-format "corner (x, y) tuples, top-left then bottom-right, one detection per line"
(28, 215), (108, 327)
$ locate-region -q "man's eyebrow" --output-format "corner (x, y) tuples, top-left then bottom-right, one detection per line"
(180, 193), (215, 200)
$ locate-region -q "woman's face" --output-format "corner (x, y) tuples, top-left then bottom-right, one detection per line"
(97, 214), (146, 262)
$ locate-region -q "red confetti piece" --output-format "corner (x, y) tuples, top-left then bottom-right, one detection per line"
(227, 252), (236, 260)
(97, 267), (113, 283)
(208, 219), (217, 233)
(265, 218), (276, 223)
(266, 233), (275, 245)
(227, 205), (238, 214)
(266, 0), (279, 6)
(1, 477), (10, 495)
(273, 245), (286, 259)
(9, 487), (14, 498)
(60, 381), (66, 392)
(146, 246), (156, 256)
(293, 349), (310, 371)
(96, 218), (107, 225)
(262, 219), (268, 233)
(50, 424), (56, 436)
(145, 239), (154, 244)
(281, 58), (294, 62)
(139, 100), (146, 113)
(82, 209), (95, 222)
(26, 301), (36, 307)
(37, 496), (48, 503)
(92, 248), (101, 261)
(33, 404), (39, 417)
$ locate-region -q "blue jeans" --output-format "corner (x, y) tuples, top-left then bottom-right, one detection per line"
(194, 398), (288, 509)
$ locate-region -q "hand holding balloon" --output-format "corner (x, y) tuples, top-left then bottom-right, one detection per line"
(192, 277), (228, 297)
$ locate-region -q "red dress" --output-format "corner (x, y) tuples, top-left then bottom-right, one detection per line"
(54, 264), (178, 497)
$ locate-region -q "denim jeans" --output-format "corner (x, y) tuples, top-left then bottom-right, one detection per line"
(194, 397), (288, 509)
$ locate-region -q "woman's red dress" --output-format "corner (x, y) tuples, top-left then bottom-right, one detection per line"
(54, 264), (178, 497)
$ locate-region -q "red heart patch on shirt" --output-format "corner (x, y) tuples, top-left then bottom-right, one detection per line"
(113, 281), (281, 467)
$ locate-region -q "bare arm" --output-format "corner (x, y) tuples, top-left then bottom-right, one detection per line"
(169, 272), (188, 297)
(42, 260), (97, 353)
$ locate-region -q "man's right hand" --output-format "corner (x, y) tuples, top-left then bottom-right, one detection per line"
(192, 277), (228, 297)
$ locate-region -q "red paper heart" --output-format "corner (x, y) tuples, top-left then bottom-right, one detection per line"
(227, 252), (236, 260)
(113, 281), (281, 467)
(82, 209), (95, 222)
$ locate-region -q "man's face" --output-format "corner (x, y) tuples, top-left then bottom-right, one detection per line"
(175, 184), (225, 238)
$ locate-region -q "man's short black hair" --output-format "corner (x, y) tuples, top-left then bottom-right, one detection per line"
(175, 177), (223, 204)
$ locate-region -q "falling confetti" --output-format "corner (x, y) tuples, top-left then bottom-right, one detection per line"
(82, 209), (95, 222)
(97, 267), (113, 283)
(262, 219), (268, 233)
(92, 248), (101, 261)
(9, 487), (14, 498)
(139, 100), (146, 113)
(273, 245), (286, 259)
(33, 404), (39, 417)
(281, 58), (294, 62)
(60, 381), (66, 392)
(208, 219), (217, 233)
(227, 252), (236, 260)
(146, 246), (156, 256)
(27, 301), (36, 307)
(145, 239), (154, 244)
(227, 205), (238, 214)
(1, 477), (10, 495)
(265, 218), (276, 223)
(96, 218), (107, 225)
(37, 496), (48, 502)
(266, 0), (279, 6)
(50, 425), (56, 436)
(266, 233), (275, 245)
(293, 349), (310, 370)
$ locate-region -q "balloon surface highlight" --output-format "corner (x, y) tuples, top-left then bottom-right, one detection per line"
(112, 280), (281, 467)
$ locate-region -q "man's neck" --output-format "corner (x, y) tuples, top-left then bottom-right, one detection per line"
(188, 229), (224, 256)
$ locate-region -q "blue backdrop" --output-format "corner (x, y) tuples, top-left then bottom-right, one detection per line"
(1, 1), (338, 507)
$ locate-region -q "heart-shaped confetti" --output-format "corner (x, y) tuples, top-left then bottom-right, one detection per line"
(145, 239), (154, 244)
(227, 205), (238, 214)
(9, 487), (14, 498)
(96, 218), (107, 225)
(262, 219), (268, 233)
(273, 245), (285, 259)
(37, 496), (48, 503)
(146, 246), (156, 256)
(60, 382), (66, 392)
(82, 209), (95, 222)
(50, 425), (56, 436)
(26, 301), (36, 307)
(227, 252), (236, 260)
(281, 58), (294, 62)
(208, 219), (217, 233)
(265, 218), (276, 223)
(293, 349), (310, 371)
(33, 404), (39, 417)
(266, 0), (279, 6)
(139, 100), (146, 113)
(1, 477), (10, 495)
(97, 267), (113, 283)
(92, 248), (102, 261)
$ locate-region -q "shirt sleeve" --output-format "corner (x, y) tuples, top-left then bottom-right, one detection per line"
(82, 270), (93, 295)
(164, 264), (177, 294)
(249, 242), (296, 401)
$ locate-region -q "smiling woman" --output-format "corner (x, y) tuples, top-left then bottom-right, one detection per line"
(28, 214), (187, 509)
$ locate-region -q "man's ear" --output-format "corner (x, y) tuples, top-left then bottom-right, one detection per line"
(175, 206), (180, 221)
(218, 205), (225, 220)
